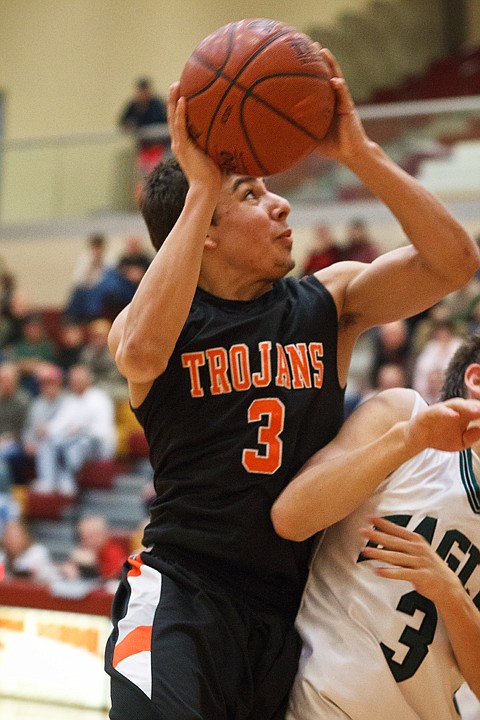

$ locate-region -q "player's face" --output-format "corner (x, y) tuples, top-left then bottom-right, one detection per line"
(210, 175), (294, 280)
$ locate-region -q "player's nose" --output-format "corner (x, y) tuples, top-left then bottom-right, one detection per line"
(269, 192), (291, 220)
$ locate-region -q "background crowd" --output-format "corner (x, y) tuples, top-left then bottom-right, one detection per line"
(0, 233), (155, 593)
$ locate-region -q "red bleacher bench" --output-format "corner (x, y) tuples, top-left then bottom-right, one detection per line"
(26, 490), (76, 520)
(76, 459), (122, 489)
(128, 430), (149, 459)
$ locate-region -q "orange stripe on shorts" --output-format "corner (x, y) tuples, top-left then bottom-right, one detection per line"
(112, 625), (152, 668)
(127, 553), (144, 577)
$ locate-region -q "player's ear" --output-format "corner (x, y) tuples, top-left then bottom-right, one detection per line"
(464, 363), (480, 398)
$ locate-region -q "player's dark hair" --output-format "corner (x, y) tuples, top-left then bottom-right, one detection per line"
(140, 158), (189, 252)
(140, 156), (219, 251)
(441, 334), (480, 400)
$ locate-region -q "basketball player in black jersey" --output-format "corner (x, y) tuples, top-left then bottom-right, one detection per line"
(105, 50), (480, 720)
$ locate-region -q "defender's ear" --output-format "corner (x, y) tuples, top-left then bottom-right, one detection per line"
(464, 363), (480, 399)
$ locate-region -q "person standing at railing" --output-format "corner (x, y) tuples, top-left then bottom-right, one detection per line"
(119, 77), (168, 203)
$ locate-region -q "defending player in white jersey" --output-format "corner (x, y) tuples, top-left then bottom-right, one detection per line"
(271, 334), (480, 720)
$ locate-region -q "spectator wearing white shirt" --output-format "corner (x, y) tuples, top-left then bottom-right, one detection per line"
(32, 364), (116, 496)
(22, 364), (67, 455)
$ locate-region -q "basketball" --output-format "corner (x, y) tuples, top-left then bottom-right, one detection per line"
(178, 18), (335, 176)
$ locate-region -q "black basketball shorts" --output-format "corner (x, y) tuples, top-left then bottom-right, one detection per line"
(105, 551), (301, 720)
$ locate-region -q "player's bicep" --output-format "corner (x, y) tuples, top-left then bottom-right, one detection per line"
(108, 306), (129, 361)
(341, 246), (453, 331)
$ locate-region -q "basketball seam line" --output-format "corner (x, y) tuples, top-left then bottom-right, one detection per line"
(200, 29), (295, 155)
(186, 23), (238, 102)
(240, 74), (331, 143)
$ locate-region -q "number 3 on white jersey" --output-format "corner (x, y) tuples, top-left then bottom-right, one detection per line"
(242, 398), (285, 474)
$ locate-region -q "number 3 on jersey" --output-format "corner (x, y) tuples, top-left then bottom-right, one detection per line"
(242, 398), (285, 474)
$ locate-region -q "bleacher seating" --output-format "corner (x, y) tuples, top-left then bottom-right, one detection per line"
(26, 489), (76, 522)
(6, 306), (153, 563)
(370, 45), (480, 104)
(415, 140), (480, 196)
(76, 458), (123, 490)
(308, 0), (444, 102)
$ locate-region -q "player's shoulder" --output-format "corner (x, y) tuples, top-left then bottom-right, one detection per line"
(313, 259), (364, 287)
(360, 387), (426, 424)
(312, 261), (364, 314)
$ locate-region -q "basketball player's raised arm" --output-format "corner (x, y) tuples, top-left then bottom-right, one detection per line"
(271, 389), (480, 541)
(361, 516), (480, 699)
(315, 50), (480, 327)
(110, 84), (222, 386)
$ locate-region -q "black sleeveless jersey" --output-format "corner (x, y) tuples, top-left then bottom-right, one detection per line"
(135, 274), (344, 620)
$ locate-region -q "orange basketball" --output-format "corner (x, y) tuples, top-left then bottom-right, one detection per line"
(179, 18), (335, 176)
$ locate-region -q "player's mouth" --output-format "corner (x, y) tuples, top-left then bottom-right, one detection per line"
(277, 229), (293, 248)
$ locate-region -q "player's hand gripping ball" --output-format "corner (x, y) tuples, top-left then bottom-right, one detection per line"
(179, 18), (335, 176)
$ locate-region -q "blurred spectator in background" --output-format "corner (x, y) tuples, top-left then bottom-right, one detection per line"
(369, 319), (412, 389)
(0, 363), (30, 484)
(301, 224), (342, 275)
(421, 366), (446, 406)
(96, 235), (151, 318)
(0, 458), (20, 541)
(12, 312), (56, 394)
(31, 364), (116, 496)
(0, 518), (58, 583)
(64, 234), (112, 323)
(411, 318), (463, 401)
(345, 361), (407, 418)
(0, 271), (29, 351)
(59, 514), (125, 583)
(119, 77), (168, 203)
(409, 301), (453, 357)
(79, 319), (128, 401)
(466, 295), (480, 335)
(375, 361), (408, 392)
(54, 321), (85, 374)
(116, 234), (152, 274)
(340, 218), (380, 263)
(22, 364), (67, 472)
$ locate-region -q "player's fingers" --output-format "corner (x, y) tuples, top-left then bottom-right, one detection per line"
(366, 516), (415, 541)
(319, 47), (343, 79)
(463, 425), (480, 447)
(374, 566), (418, 583)
(361, 546), (420, 569)
(361, 525), (426, 556)
(330, 77), (355, 114)
(167, 82), (180, 127)
(446, 397), (480, 413)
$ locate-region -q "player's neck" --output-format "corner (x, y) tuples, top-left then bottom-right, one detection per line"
(198, 268), (274, 301)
